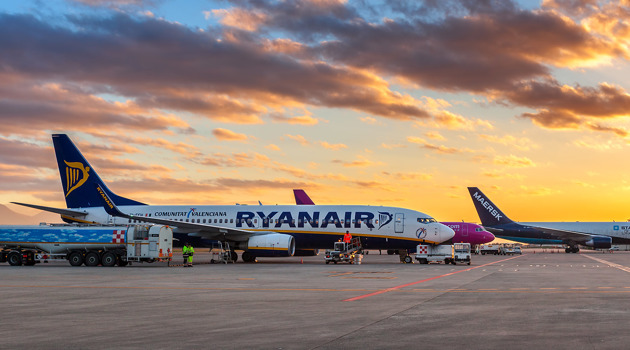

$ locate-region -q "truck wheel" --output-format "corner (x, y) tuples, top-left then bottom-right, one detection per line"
(325, 261), (330, 264)
(68, 252), (84, 266)
(403, 256), (413, 264)
(102, 252), (117, 267)
(85, 252), (100, 267)
(7, 251), (22, 266)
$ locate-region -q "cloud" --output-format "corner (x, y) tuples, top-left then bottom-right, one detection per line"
(0, 12), (432, 124)
(270, 113), (320, 125)
(285, 134), (310, 146)
(493, 155), (536, 168)
(212, 128), (249, 142)
(478, 134), (537, 151)
(407, 136), (471, 154)
(319, 141), (347, 150)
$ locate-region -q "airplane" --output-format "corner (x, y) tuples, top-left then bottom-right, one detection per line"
(11, 134), (455, 263)
(293, 189), (495, 246)
(467, 187), (630, 253)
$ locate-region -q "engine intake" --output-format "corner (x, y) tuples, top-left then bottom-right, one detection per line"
(246, 233), (295, 257)
(584, 235), (612, 249)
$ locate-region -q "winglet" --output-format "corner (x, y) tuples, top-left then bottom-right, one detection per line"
(293, 189), (315, 205)
(467, 187), (513, 226)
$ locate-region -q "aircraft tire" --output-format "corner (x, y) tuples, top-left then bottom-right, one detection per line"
(102, 252), (117, 267)
(68, 252), (84, 266)
(242, 251), (256, 263)
(230, 251), (238, 262)
(403, 256), (413, 264)
(85, 252), (100, 267)
(7, 251), (22, 266)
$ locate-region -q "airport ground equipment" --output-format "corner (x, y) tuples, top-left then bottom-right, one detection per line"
(479, 244), (501, 255)
(499, 243), (520, 255)
(210, 241), (235, 264)
(324, 238), (362, 264)
(0, 223), (172, 266)
(415, 243), (471, 265)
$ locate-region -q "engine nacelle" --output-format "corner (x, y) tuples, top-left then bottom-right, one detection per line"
(246, 233), (295, 257)
(584, 235), (612, 249)
(294, 249), (319, 256)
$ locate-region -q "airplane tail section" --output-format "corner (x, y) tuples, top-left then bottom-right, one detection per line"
(53, 134), (145, 208)
(294, 189), (315, 205)
(467, 187), (513, 226)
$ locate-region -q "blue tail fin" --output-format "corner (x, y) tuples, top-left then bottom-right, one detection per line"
(52, 134), (145, 208)
(467, 187), (513, 226)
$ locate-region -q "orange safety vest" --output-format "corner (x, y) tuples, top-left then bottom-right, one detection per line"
(343, 233), (352, 243)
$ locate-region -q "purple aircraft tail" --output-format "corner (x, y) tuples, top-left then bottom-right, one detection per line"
(294, 189), (315, 205)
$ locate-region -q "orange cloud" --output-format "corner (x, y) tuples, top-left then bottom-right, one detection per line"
(212, 128), (250, 142)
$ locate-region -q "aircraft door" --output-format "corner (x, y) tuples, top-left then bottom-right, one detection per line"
(462, 224), (468, 237)
(395, 213), (404, 233)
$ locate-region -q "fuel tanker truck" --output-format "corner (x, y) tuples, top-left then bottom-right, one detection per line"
(0, 223), (172, 266)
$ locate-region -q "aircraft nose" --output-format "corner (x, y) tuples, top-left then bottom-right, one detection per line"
(439, 224), (455, 242)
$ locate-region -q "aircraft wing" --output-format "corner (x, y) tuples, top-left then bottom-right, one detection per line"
(10, 202), (88, 217)
(95, 184), (258, 242)
(523, 224), (595, 243)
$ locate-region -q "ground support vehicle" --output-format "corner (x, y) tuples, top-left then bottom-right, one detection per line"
(479, 244), (501, 255)
(0, 224), (172, 267)
(500, 243), (520, 255)
(415, 243), (471, 265)
(324, 238), (362, 264)
(209, 241), (235, 264)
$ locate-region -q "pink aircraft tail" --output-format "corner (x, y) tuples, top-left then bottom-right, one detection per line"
(293, 189), (315, 205)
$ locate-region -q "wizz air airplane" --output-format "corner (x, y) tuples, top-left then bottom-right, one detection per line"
(293, 189), (495, 246)
(11, 134), (454, 262)
(468, 187), (630, 253)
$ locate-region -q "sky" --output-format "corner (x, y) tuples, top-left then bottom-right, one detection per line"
(2, 0), (630, 224)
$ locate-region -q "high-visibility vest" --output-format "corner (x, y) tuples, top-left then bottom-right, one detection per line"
(343, 234), (352, 243)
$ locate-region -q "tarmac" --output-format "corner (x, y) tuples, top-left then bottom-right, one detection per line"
(1, 249), (630, 349)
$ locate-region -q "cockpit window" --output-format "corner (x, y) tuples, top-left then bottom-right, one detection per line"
(417, 218), (437, 223)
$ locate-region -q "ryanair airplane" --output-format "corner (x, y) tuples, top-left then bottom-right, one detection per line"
(12, 134), (454, 262)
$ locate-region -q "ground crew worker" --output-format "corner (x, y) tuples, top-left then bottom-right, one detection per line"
(343, 231), (352, 244)
(183, 242), (194, 267)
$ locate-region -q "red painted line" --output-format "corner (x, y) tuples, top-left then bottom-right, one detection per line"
(344, 255), (523, 302)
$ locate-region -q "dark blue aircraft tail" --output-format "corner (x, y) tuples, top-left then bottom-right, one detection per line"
(467, 187), (513, 226)
(53, 134), (146, 208)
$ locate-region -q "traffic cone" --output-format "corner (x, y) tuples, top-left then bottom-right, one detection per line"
(301, 258), (303, 264)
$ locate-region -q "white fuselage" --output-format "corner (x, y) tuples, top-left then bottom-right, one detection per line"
(69, 204), (455, 249)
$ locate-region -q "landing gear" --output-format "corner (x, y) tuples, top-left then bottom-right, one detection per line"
(242, 251), (257, 263)
(231, 250), (238, 262)
(565, 246), (580, 253)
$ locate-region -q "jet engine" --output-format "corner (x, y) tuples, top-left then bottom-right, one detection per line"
(293, 249), (320, 256)
(246, 233), (296, 257)
(584, 235), (612, 249)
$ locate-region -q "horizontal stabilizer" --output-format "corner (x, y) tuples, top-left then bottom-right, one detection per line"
(11, 202), (88, 217)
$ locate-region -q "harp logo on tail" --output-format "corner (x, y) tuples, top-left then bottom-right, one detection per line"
(64, 160), (90, 197)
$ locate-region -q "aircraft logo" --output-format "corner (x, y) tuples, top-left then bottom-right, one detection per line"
(64, 160), (90, 197)
(416, 227), (427, 239)
(187, 208), (196, 218)
(378, 212), (393, 229)
(472, 191), (503, 221)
